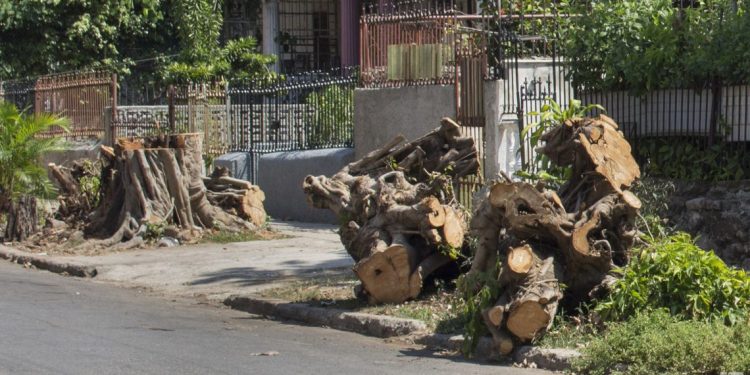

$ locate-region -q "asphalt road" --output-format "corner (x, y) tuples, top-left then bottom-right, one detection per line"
(0, 262), (547, 375)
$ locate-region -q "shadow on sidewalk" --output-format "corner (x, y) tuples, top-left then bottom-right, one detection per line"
(189, 260), (351, 287)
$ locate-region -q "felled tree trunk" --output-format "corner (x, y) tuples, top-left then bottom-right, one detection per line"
(80, 134), (257, 249)
(469, 115), (641, 354)
(4, 195), (38, 242)
(304, 118), (480, 304)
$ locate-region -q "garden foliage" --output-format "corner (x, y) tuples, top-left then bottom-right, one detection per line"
(564, 0), (750, 92)
(596, 233), (750, 325)
(304, 85), (354, 148)
(572, 310), (750, 375)
(0, 102), (69, 209)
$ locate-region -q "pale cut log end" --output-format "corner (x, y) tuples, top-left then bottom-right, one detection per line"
(439, 117), (462, 140)
(489, 182), (515, 208)
(506, 301), (552, 342)
(507, 244), (534, 275)
(482, 307), (514, 356)
(353, 245), (414, 304)
(497, 338), (514, 356)
(486, 305), (505, 327)
(621, 190), (642, 210)
(441, 208), (464, 248)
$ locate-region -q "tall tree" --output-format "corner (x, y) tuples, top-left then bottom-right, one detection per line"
(0, 0), (166, 78)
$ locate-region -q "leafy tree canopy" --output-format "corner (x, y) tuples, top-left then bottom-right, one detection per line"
(0, 0), (274, 83)
(0, 0), (167, 79)
(563, 0), (750, 92)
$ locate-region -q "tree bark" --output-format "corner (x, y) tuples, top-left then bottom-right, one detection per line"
(4, 195), (37, 242)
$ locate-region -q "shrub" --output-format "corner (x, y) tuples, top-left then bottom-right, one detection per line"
(572, 310), (750, 375)
(564, 0), (750, 92)
(638, 138), (749, 182)
(304, 85), (354, 148)
(595, 232), (750, 324)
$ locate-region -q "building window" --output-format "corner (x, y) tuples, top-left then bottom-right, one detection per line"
(223, 0), (262, 42)
(278, 0), (340, 73)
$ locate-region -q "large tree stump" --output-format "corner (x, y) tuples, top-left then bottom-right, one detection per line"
(304, 118), (480, 304)
(42, 134), (265, 251)
(469, 115), (641, 354)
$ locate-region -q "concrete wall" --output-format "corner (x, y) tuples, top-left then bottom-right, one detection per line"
(257, 148), (354, 224)
(215, 152), (254, 182)
(354, 85), (455, 159)
(42, 139), (102, 168)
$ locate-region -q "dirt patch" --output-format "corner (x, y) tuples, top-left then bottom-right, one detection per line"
(259, 275), (463, 333)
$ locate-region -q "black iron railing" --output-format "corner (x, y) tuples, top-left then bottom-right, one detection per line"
(110, 67), (357, 156)
(227, 67), (357, 153)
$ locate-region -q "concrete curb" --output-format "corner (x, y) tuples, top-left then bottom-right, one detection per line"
(224, 295), (427, 338)
(0, 246), (97, 278)
(224, 295), (580, 372)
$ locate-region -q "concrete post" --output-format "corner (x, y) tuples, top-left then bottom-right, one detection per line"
(262, 0), (280, 72)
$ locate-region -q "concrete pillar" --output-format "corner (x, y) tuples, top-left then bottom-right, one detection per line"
(262, 0), (280, 72)
(339, 0), (360, 68)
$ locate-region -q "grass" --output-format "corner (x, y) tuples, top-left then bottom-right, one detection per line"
(201, 228), (287, 244)
(535, 315), (599, 349)
(260, 275), (464, 333)
(571, 310), (750, 375)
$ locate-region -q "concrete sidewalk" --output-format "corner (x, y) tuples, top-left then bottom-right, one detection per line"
(0, 221), (353, 303)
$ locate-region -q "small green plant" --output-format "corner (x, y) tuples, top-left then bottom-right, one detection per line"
(572, 310), (750, 375)
(385, 156), (398, 171)
(631, 178), (675, 239)
(78, 160), (101, 208)
(517, 98), (604, 186)
(454, 270), (502, 355)
(142, 221), (166, 242)
(437, 243), (462, 260)
(536, 312), (599, 349)
(595, 232), (750, 324)
(201, 229), (265, 243)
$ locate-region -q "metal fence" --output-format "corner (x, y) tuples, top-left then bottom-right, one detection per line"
(0, 71), (116, 139)
(110, 68), (357, 162)
(580, 86), (750, 175)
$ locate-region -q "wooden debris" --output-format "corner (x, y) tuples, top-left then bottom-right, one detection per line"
(304, 118), (480, 304)
(468, 115), (641, 353)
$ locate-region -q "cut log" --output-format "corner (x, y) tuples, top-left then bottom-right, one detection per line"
(204, 174), (267, 227)
(441, 207), (465, 248)
(304, 118), (480, 304)
(503, 254), (563, 342)
(354, 234), (419, 304)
